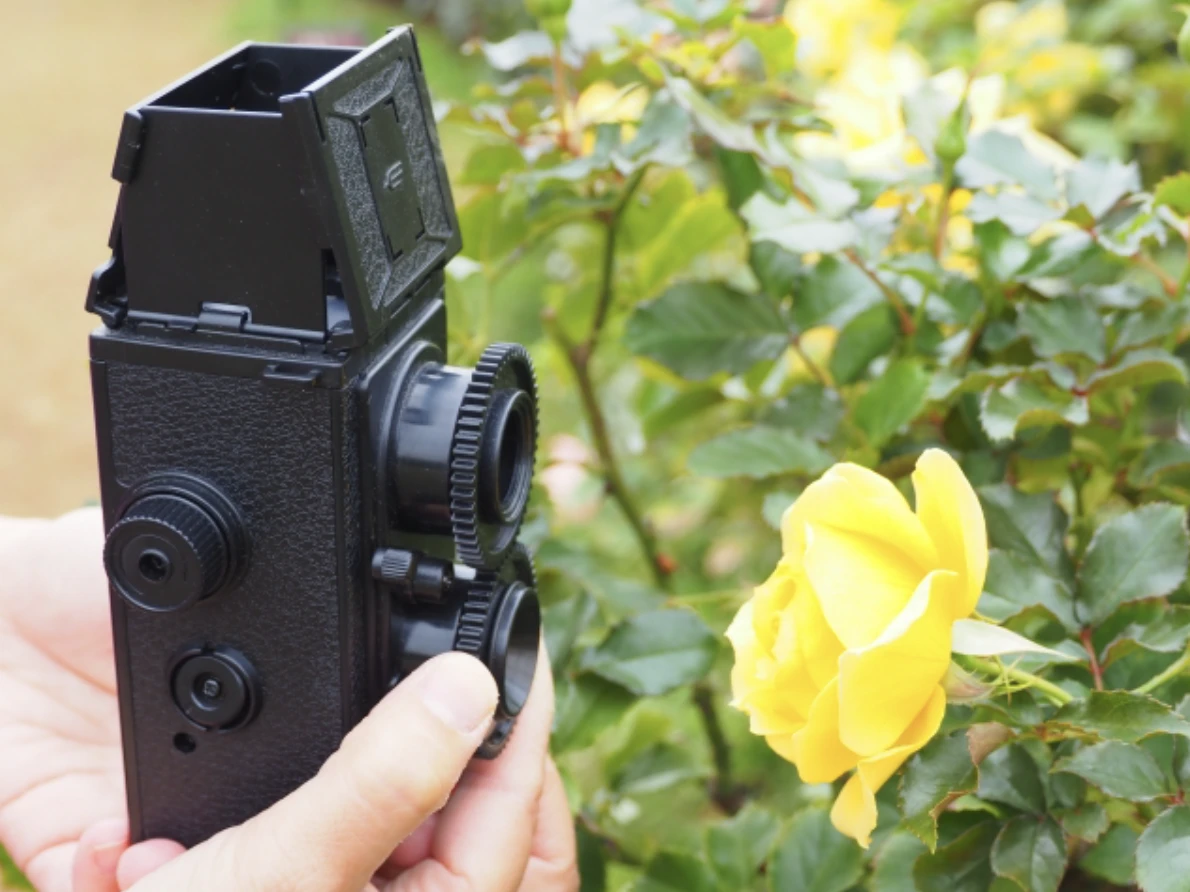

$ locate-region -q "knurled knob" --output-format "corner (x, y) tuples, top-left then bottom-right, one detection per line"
(105, 494), (229, 612)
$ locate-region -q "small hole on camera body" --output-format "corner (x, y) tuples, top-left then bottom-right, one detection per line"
(173, 732), (197, 754)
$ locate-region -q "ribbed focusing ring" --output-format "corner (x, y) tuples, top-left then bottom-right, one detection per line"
(448, 344), (538, 570)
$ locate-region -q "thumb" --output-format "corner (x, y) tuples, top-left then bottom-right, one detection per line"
(129, 652), (498, 892)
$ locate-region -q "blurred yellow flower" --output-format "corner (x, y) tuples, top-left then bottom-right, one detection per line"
(783, 0), (902, 78)
(787, 325), (838, 384)
(575, 81), (649, 155)
(976, 0), (1106, 123)
(726, 450), (988, 847)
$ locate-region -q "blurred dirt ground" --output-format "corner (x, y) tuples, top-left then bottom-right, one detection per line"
(0, 0), (229, 518)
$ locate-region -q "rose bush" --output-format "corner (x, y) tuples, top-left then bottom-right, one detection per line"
(12, 1), (1190, 890)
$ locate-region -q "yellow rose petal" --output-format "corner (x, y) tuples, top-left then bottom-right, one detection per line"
(836, 570), (955, 756)
(790, 678), (859, 783)
(727, 599), (816, 734)
(911, 449), (989, 618)
(792, 576), (844, 689)
(802, 522), (926, 650)
(831, 686), (946, 847)
(782, 463), (937, 569)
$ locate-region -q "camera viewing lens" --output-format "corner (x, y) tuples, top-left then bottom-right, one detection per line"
(482, 389), (535, 524)
(387, 343), (538, 570)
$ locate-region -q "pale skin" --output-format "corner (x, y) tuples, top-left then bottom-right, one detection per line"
(0, 509), (578, 892)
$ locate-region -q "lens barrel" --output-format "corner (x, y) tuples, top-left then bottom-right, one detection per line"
(387, 342), (537, 571)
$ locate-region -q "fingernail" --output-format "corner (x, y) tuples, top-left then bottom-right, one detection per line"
(414, 656), (497, 735)
(92, 839), (124, 874)
(85, 819), (129, 874)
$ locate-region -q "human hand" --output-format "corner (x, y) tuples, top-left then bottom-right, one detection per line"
(0, 509), (577, 892)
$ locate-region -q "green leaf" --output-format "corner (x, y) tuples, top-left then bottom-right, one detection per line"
(980, 378), (1089, 443)
(635, 191), (743, 298)
(1137, 440), (1190, 483)
(665, 76), (759, 154)
(762, 384), (844, 442)
(1018, 296), (1107, 363)
(768, 808), (864, 892)
(458, 143), (527, 185)
(1049, 691), (1190, 743)
(854, 360), (930, 447)
(871, 831), (928, 892)
(828, 304), (897, 384)
(1137, 806), (1190, 892)
(731, 18), (797, 74)
(1117, 304), (1190, 352)
(1056, 802), (1110, 843)
(634, 851), (718, 892)
(688, 426), (833, 479)
(1054, 741), (1173, 800)
(1067, 157), (1141, 220)
(1085, 348), (1188, 394)
(990, 816), (1068, 892)
(582, 609), (718, 696)
(913, 822), (998, 892)
(794, 255), (882, 329)
(976, 220), (1032, 281)
(966, 191), (1062, 236)
(1155, 172), (1190, 216)
(979, 486), (1074, 583)
(749, 240), (801, 297)
(553, 674), (637, 752)
(742, 193), (860, 254)
(624, 283), (789, 380)
(1105, 606), (1190, 664)
(613, 742), (706, 794)
(980, 549), (1078, 632)
(479, 31), (555, 70)
(1017, 230), (1100, 280)
(576, 822), (608, 892)
(978, 743), (1047, 813)
(1078, 823), (1138, 886)
(956, 130), (1059, 200)
(900, 731), (978, 850)
(545, 591), (600, 672)
(706, 805), (781, 889)
(1077, 503), (1190, 625)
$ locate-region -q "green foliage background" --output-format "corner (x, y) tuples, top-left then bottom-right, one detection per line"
(14, 0), (1190, 889)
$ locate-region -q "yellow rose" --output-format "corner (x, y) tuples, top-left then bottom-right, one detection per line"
(726, 449), (987, 847)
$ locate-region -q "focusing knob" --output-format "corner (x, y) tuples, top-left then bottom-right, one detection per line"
(105, 493), (230, 612)
(448, 344), (538, 570)
(452, 544), (541, 758)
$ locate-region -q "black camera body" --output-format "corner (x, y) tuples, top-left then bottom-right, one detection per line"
(85, 27), (540, 848)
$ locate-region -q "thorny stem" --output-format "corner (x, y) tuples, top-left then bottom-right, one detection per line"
(550, 44), (574, 154)
(964, 656), (1074, 706)
(790, 335), (829, 385)
(844, 248), (915, 334)
(693, 682), (745, 814)
(1134, 252), (1179, 299)
(1133, 648), (1190, 696)
(788, 181), (914, 336)
(1177, 235), (1190, 301)
(933, 167), (955, 262)
(1080, 627), (1105, 691)
(544, 166), (739, 812)
(544, 168), (665, 589)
